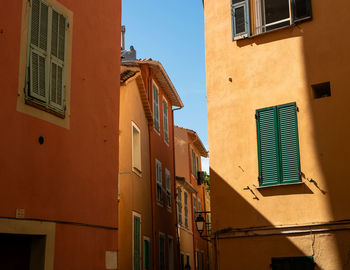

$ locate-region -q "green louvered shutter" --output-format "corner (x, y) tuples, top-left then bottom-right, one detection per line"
(144, 239), (151, 270)
(30, 0), (48, 102)
(256, 107), (280, 186)
(49, 9), (66, 110)
(134, 216), (141, 270)
(277, 103), (301, 184)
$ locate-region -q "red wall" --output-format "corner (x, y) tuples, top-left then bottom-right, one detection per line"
(0, 0), (121, 268)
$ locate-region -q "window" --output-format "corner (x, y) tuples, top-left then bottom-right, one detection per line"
(180, 253), (185, 270)
(256, 102), (301, 187)
(271, 256), (315, 270)
(132, 123), (141, 173)
(163, 98), (169, 143)
(198, 198), (201, 214)
(177, 187), (182, 225)
(133, 213), (141, 270)
(193, 195), (197, 220)
(165, 169), (171, 209)
(312, 82), (331, 99)
(201, 251), (205, 270)
(159, 233), (166, 270)
(156, 159), (163, 204)
(153, 83), (160, 132)
(191, 148), (199, 178)
(184, 191), (188, 228)
(168, 236), (174, 270)
(196, 250), (200, 270)
(231, 0), (312, 39)
(143, 237), (151, 270)
(186, 254), (190, 269)
(26, 0), (68, 116)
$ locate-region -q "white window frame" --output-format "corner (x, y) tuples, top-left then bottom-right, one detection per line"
(132, 212), (142, 270)
(156, 159), (163, 205)
(132, 122), (142, 175)
(163, 97), (169, 144)
(159, 232), (166, 270)
(153, 81), (160, 134)
(255, 0), (293, 34)
(165, 168), (171, 211)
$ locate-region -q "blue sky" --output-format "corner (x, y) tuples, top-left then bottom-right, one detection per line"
(122, 1), (209, 172)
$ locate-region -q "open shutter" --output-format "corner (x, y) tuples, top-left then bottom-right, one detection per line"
(291, 0), (312, 24)
(49, 10), (66, 110)
(231, 0), (250, 40)
(256, 107), (280, 186)
(29, 0), (48, 102)
(134, 216), (141, 270)
(277, 103), (301, 184)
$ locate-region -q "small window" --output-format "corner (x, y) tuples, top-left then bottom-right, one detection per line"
(132, 123), (141, 173)
(177, 187), (182, 225)
(133, 213), (141, 270)
(184, 191), (188, 228)
(163, 98), (169, 143)
(186, 254), (190, 269)
(201, 251), (205, 270)
(196, 250), (200, 270)
(256, 102), (301, 186)
(165, 169), (171, 209)
(159, 233), (166, 270)
(312, 82), (331, 99)
(271, 256), (315, 270)
(153, 83), (160, 132)
(156, 159), (163, 204)
(180, 253), (185, 270)
(143, 238), (151, 270)
(26, 0), (68, 116)
(168, 236), (174, 270)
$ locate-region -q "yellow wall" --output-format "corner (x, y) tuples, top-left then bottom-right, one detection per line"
(204, 0), (350, 268)
(119, 76), (152, 270)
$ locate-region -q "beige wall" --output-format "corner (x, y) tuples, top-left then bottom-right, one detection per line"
(204, 0), (350, 268)
(119, 77), (152, 270)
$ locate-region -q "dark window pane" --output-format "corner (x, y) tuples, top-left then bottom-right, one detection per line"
(293, 0), (312, 22)
(232, 0), (244, 4)
(264, 0), (290, 24)
(235, 6), (246, 34)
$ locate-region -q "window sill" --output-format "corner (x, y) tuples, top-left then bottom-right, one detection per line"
(25, 99), (65, 119)
(256, 181), (303, 189)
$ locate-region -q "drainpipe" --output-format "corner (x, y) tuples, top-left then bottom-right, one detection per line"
(172, 106), (182, 270)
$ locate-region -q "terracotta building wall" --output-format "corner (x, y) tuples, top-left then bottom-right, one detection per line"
(0, 0), (121, 268)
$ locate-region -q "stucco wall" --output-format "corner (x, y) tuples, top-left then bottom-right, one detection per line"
(118, 78), (152, 270)
(0, 0), (121, 268)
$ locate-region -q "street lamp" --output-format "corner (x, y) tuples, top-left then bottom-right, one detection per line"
(195, 214), (206, 235)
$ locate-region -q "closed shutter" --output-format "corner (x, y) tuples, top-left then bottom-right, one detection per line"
(144, 240), (150, 270)
(277, 103), (301, 184)
(231, 0), (250, 40)
(29, 0), (48, 101)
(163, 100), (168, 142)
(256, 107), (280, 186)
(292, 0), (312, 23)
(153, 84), (159, 131)
(134, 216), (141, 270)
(50, 10), (66, 110)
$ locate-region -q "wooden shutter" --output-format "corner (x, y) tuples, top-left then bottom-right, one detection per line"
(153, 84), (159, 131)
(163, 100), (168, 142)
(50, 9), (66, 110)
(134, 216), (141, 270)
(277, 103), (301, 184)
(291, 0), (312, 24)
(256, 107), (280, 186)
(29, 0), (48, 101)
(231, 0), (250, 40)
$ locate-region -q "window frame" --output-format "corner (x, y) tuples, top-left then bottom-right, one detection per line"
(132, 212), (142, 270)
(132, 122), (142, 175)
(153, 82), (160, 134)
(156, 159), (163, 205)
(25, 0), (67, 117)
(163, 97), (169, 144)
(165, 168), (172, 210)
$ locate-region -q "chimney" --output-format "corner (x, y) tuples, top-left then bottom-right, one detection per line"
(121, 25), (126, 50)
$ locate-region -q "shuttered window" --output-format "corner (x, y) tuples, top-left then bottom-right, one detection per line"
(143, 239), (151, 270)
(184, 191), (188, 228)
(177, 187), (182, 225)
(153, 83), (160, 132)
(27, 0), (67, 115)
(159, 234), (165, 270)
(163, 99), (169, 143)
(193, 195), (197, 220)
(133, 215), (141, 270)
(256, 102), (301, 186)
(231, 0), (250, 40)
(165, 169), (171, 209)
(156, 159), (163, 203)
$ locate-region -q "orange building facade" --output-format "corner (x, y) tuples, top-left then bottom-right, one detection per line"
(121, 59), (183, 270)
(0, 0), (121, 269)
(174, 126), (209, 270)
